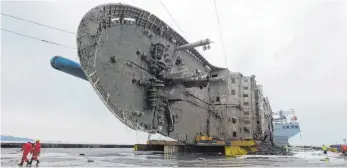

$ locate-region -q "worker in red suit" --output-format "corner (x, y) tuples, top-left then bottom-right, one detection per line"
(18, 141), (33, 166)
(28, 139), (41, 166)
(341, 145), (347, 156)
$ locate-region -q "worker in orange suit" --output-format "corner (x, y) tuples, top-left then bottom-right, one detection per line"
(18, 141), (33, 166)
(28, 139), (41, 166)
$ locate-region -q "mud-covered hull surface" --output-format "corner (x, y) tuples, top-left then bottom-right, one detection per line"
(77, 3), (273, 144)
(77, 3), (221, 143)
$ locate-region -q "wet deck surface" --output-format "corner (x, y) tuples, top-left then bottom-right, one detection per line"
(1, 148), (346, 167)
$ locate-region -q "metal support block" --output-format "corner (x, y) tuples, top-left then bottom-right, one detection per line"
(164, 145), (180, 154)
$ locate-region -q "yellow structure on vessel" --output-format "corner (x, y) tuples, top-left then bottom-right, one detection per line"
(329, 147), (337, 153)
(194, 135), (258, 157)
(225, 146), (248, 156)
(224, 140), (258, 157)
(195, 135), (213, 142)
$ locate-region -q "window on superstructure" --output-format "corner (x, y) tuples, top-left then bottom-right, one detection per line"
(283, 126), (286, 129)
(291, 125), (294, 128)
(110, 56), (117, 63)
(212, 74), (218, 77)
(295, 125), (299, 128)
(244, 79), (248, 82)
(243, 86), (248, 90)
(244, 102), (249, 106)
(231, 78), (236, 84)
(232, 118), (237, 124)
(233, 132), (237, 138)
(244, 111), (250, 115)
(257, 121), (260, 124)
(231, 90), (236, 95)
(243, 94), (248, 97)
(216, 96), (220, 102)
(286, 125), (289, 129)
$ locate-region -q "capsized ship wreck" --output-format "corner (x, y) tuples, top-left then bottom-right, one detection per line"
(51, 3), (280, 144)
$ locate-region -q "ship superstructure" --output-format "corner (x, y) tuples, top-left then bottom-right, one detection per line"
(272, 109), (301, 146)
(51, 3), (281, 144)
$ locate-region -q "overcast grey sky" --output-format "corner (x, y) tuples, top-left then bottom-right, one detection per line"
(1, 0), (346, 145)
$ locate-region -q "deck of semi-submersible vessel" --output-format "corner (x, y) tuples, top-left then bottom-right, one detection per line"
(50, 3), (291, 146)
